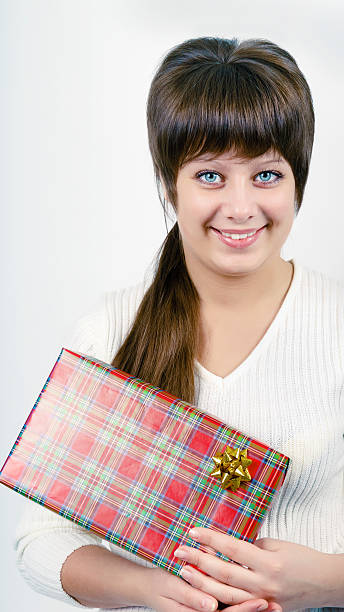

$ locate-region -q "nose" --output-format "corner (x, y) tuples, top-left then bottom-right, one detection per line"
(219, 180), (259, 221)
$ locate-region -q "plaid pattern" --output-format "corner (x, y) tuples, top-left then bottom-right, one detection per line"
(0, 348), (289, 576)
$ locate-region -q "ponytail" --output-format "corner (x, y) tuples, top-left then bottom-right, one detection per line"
(111, 221), (201, 404)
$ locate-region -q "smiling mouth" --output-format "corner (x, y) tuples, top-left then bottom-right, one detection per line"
(209, 224), (268, 247)
(210, 224), (268, 235)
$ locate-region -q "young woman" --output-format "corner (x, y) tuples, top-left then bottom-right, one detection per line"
(15, 36), (344, 612)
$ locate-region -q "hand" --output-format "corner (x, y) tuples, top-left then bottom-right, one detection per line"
(174, 527), (330, 611)
(141, 565), (276, 612)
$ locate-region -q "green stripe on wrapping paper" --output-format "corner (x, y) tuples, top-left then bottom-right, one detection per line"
(12, 486), (46, 504)
(75, 478), (90, 488)
(105, 525), (138, 548)
(62, 392), (84, 409)
(170, 524), (191, 539)
(106, 533), (140, 554)
(273, 451), (288, 464)
(194, 470), (212, 487)
(103, 430), (114, 442)
(175, 403), (201, 420)
(68, 514), (93, 529)
(38, 442), (50, 454)
(46, 460), (58, 470)
(84, 465), (98, 476)
(222, 431), (247, 445)
(125, 378), (159, 393)
(121, 381), (158, 402)
(136, 386), (156, 398)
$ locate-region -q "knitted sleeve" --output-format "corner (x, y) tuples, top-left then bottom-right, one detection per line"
(14, 295), (112, 609)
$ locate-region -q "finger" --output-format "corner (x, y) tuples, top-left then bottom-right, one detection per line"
(175, 547), (260, 594)
(162, 596), (217, 612)
(221, 600), (271, 612)
(180, 564), (258, 606)
(168, 572), (218, 612)
(266, 603), (282, 612)
(188, 528), (270, 571)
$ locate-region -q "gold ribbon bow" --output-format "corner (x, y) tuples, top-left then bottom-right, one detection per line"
(210, 445), (252, 491)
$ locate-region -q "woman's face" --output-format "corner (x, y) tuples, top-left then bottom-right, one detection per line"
(173, 148), (296, 279)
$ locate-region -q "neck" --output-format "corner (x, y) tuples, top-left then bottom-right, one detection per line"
(185, 254), (294, 312)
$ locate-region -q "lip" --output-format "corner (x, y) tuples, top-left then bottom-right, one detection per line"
(211, 225), (266, 249)
(212, 225), (267, 234)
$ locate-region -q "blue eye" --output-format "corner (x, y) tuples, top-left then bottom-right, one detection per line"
(196, 171), (222, 184)
(256, 170), (282, 184)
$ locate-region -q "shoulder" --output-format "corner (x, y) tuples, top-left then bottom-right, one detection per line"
(295, 261), (344, 348)
(297, 260), (344, 305)
(65, 274), (152, 364)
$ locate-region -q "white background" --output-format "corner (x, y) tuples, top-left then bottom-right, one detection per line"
(1, 0), (344, 610)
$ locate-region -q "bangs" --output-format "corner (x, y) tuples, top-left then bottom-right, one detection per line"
(171, 63), (293, 169)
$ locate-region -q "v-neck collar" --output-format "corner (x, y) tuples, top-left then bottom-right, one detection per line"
(194, 258), (302, 387)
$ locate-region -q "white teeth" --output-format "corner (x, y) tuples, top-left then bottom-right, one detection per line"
(220, 230), (257, 240)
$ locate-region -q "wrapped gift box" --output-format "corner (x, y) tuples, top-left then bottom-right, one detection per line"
(0, 348), (290, 576)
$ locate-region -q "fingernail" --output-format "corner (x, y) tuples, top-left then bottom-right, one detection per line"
(201, 598), (217, 611)
(257, 604), (268, 611)
(189, 528), (200, 539)
(180, 568), (193, 581)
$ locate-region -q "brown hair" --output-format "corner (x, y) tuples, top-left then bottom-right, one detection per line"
(111, 36), (315, 404)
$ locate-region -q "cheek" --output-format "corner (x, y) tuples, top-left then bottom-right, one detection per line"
(266, 190), (294, 221)
(178, 193), (210, 228)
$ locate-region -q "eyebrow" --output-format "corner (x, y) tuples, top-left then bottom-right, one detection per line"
(257, 158), (284, 164)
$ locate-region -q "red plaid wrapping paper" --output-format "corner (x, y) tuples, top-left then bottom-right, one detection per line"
(0, 348), (290, 576)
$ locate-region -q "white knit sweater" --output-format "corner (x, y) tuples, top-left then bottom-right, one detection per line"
(14, 257), (344, 612)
